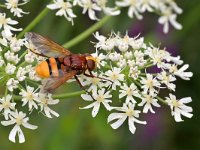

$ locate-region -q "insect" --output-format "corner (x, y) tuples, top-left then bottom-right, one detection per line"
(25, 32), (100, 93)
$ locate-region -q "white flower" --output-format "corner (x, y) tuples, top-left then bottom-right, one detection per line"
(16, 67), (27, 81)
(81, 88), (112, 117)
(116, 0), (142, 19)
(168, 64), (193, 80)
(139, 0), (154, 12)
(38, 93), (60, 118)
(119, 83), (141, 104)
(138, 93), (160, 113)
(9, 36), (24, 52)
(124, 51), (133, 59)
(0, 95), (16, 120)
(19, 86), (39, 111)
(1, 111), (38, 143)
(158, 8), (182, 33)
(165, 94), (193, 122)
(5, 0), (29, 17)
(28, 69), (41, 81)
(166, 0), (182, 14)
(47, 0), (76, 24)
(105, 67), (124, 90)
(25, 51), (36, 63)
(108, 103), (146, 134)
(82, 72), (102, 92)
(94, 32), (116, 51)
(157, 71), (176, 91)
(97, 0), (120, 16)
(140, 74), (160, 95)
(146, 46), (166, 68)
(79, 0), (101, 20)
(4, 50), (20, 64)
(117, 59), (127, 68)
(108, 52), (122, 62)
(130, 37), (146, 49)
(129, 66), (140, 79)
(5, 63), (16, 74)
(0, 13), (22, 37)
(6, 78), (19, 92)
(134, 50), (146, 66)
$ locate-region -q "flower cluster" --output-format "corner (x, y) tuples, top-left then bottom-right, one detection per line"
(0, 1), (60, 143)
(79, 32), (193, 134)
(0, 0), (193, 144)
(47, 0), (182, 33)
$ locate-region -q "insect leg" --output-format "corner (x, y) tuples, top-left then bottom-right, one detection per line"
(84, 71), (113, 93)
(74, 75), (96, 101)
(84, 71), (113, 84)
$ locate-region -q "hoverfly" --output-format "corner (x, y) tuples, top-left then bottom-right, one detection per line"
(25, 32), (101, 93)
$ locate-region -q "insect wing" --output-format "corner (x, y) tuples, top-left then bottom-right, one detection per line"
(41, 70), (77, 93)
(25, 32), (72, 58)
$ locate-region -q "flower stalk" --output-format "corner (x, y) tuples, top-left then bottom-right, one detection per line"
(63, 15), (111, 48)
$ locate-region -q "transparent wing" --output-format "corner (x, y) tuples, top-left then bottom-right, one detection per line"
(41, 70), (77, 93)
(25, 32), (72, 58)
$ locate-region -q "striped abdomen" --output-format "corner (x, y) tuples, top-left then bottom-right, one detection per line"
(35, 57), (63, 78)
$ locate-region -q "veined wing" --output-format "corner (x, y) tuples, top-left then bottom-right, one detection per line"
(41, 70), (77, 93)
(25, 32), (72, 58)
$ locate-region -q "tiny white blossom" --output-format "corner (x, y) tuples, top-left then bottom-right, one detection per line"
(119, 83), (141, 104)
(108, 103), (146, 134)
(5, 0), (29, 17)
(6, 78), (19, 92)
(109, 52), (122, 62)
(1, 111), (37, 143)
(0, 95), (16, 120)
(116, 0), (143, 19)
(105, 67), (124, 90)
(82, 72), (102, 92)
(158, 8), (182, 33)
(38, 93), (60, 118)
(129, 66), (141, 79)
(4, 50), (20, 64)
(165, 94), (193, 122)
(139, 0), (154, 12)
(47, 0), (76, 24)
(97, 0), (120, 16)
(19, 86), (39, 111)
(168, 64), (193, 80)
(157, 71), (176, 91)
(16, 67), (27, 81)
(0, 13), (22, 37)
(140, 74), (160, 95)
(138, 93), (160, 113)
(81, 88), (112, 117)
(79, 0), (101, 20)
(9, 36), (24, 52)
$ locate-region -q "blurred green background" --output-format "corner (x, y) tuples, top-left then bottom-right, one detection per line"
(0, 0), (200, 149)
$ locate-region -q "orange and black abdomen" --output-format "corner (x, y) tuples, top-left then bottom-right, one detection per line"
(36, 57), (63, 78)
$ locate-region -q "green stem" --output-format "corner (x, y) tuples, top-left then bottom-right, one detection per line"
(53, 91), (85, 99)
(5, 91), (85, 100)
(156, 96), (167, 105)
(0, 4), (6, 8)
(62, 15), (111, 48)
(17, 7), (49, 39)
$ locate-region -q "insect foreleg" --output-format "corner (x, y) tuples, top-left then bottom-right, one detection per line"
(74, 75), (96, 101)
